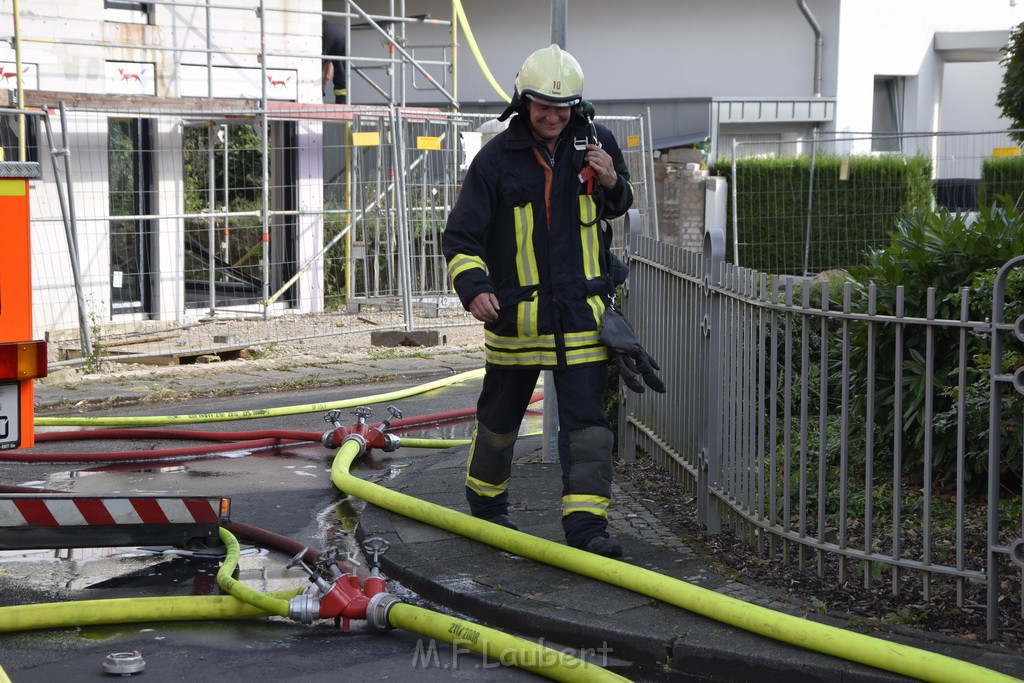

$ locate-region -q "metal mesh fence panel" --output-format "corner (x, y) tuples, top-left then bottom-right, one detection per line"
(22, 103), (650, 367)
(722, 130), (1023, 276)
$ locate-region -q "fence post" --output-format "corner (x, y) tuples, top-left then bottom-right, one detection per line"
(705, 175), (727, 238)
(986, 254), (1024, 641)
(616, 211), (642, 464)
(699, 225), (725, 533)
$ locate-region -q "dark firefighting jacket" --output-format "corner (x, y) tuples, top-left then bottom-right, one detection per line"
(442, 112), (634, 368)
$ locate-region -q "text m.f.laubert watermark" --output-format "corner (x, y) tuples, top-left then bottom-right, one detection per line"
(412, 637), (614, 671)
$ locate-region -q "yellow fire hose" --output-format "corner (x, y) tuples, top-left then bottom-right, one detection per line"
(330, 438), (1019, 683)
(34, 368), (484, 427)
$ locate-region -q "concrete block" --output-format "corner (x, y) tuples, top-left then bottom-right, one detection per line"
(665, 147), (703, 164)
(370, 329), (441, 347)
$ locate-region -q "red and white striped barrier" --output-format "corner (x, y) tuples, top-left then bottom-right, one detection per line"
(0, 496), (224, 527)
(0, 495), (229, 550)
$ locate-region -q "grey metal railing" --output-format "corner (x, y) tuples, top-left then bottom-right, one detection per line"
(621, 227), (1024, 640)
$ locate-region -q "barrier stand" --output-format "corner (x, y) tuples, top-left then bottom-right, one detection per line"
(0, 161), (46, 451)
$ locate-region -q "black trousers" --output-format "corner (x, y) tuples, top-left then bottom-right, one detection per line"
(468, 362), (612, 545)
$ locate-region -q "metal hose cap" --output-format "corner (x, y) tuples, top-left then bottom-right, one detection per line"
(102, 650), (146, 675)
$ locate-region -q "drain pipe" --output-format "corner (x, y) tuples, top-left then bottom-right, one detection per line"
(796, 0), (823, 97)
(330, 440), (1017, 683)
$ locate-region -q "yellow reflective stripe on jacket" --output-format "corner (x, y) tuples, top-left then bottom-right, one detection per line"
(448, 253), (487, 281)
(485, 329), (550, 348)
(586, 294), (606, 330)
(579, 195), (606, 327)
(513, 203), (540, 337)
(484, 329), (608, 366)
(466, 474), (510, 497)
(485, 347), (607, 366)
(561, 494), (610, 519)
(579, 196), (601, 279)
(484, 329), (602, 348)
(486, 349), (560, 366)
(565, 345), (609, 364)
(484, 330), (605, 351)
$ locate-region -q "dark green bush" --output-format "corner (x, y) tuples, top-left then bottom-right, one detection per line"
(933, 266), (1024, 490)
(843, 199), (1024, 490)
(980, 156), (1024, 208)
(713, 155), (933, 274)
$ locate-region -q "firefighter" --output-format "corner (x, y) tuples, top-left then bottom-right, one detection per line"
(322, 20), (347, 103)
(442, 44), (641, 558)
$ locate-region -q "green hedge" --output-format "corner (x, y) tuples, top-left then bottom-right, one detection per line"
(980, 155), (1024, 207)
(713, 155), (933, 274)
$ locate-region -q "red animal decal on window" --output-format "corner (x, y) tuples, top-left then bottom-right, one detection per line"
(0, 66), (29, 83)
(117, 67), (145, 84)
(267, 74), (291, 88)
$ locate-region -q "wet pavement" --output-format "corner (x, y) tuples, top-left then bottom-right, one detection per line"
(16, 347), (1024, 682)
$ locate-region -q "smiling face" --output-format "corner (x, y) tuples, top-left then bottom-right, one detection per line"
(525, 98), (572, 151)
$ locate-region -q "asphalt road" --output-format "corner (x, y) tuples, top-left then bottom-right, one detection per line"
(0, 379), (565, 683)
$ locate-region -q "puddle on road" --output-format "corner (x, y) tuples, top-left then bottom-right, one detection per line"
(2, 409), (543, 604)
(392, 409), (542, 443)
(0, 544), (303, 594)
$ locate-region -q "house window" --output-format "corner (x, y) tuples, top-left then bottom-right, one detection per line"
(872, 76), (904, 153)
(109, 118), (154, 316)
(0, 113), (38, 163)
(104, 1), (152, 25)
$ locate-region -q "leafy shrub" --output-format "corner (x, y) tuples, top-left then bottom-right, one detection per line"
(713, 154), (933, 274)
(843, 199), (1024, 490)
(933, 267), (1024, 489)
(980, 156), (1024, 208)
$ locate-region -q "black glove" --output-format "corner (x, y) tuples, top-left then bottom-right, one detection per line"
(599, 308), (666, 394)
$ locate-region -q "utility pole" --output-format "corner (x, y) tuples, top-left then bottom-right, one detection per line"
(551, 0), (568, 48)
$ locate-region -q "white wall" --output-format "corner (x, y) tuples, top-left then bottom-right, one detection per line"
(0, 0), (322, 103)
(353, 0), (1023, 140)
(835, 0), (1024, 134)
(352, 0), (839, 107)
(942, 61), (1011, 132)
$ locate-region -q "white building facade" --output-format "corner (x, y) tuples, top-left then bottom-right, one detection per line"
(1, 1), (1022, 338)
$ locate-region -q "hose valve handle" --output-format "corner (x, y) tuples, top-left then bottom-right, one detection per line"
(380, 405), (403, 431)
(324, 410), (344, 429)
(362, 537), (390, 570)
(353, 406), (372, 424)
(314, 547), (347, 580)
(286, 548), (332, 593)
(286, 548), (315, 576)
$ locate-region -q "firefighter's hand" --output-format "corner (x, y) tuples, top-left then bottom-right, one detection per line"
(469, 292), (500, 323)
(584, 144), (617, 190)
